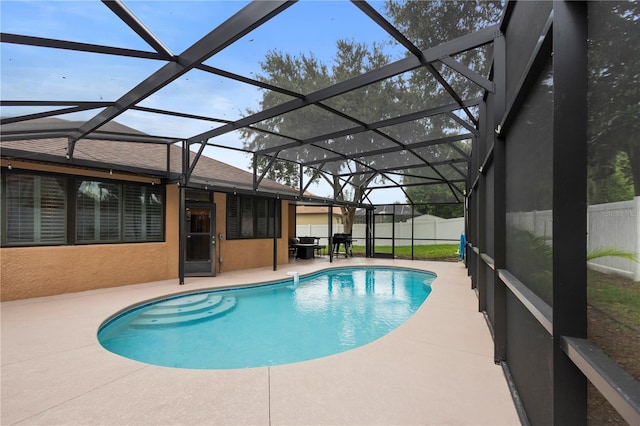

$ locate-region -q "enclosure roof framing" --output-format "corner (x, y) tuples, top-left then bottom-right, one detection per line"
(0, 0), (504, 205)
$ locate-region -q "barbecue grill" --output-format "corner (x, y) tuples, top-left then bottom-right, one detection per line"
(332, 233), (353, 257)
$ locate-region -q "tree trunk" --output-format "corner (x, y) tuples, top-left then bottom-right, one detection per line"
(334, 175), (363, 234)
(627, 143), (640, 197)
(341, 206), (356, 234)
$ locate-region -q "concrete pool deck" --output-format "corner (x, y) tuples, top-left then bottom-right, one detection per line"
(1, 258), (521, 425)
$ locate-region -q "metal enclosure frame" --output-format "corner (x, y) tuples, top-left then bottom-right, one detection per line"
(1, 1), (639, 424)
(466, 2), (639, 425)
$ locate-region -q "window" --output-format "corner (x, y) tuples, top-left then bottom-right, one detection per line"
(226, 194), (280, 239)
(1, 170), (164, 246)
(76, 179), (164, 243)
(4, 173), (66, 245)
(76, 180), (121, 242)
(124, 184), (163, 241)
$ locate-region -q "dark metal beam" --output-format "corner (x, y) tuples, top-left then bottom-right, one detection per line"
(439, 56), (495, 93)
(255, 151), (281, 189)
(447, 140), (471, 160)
(0, 126), (176, 144)
(67, 1), (295, 155)
(0, 33), (164, 60)
(188, 141), (208, 178)
(256, 97), (482, 155)
(195, 64), (304, 99)
(351, 0), (423, 58)
(552, 2), (588, 423)
(82, 132), (178, 144)
(0, 131), (73, 142)
(0, 103), (111, 125)
(353, 0), (489, 129)
(188, 56), (422, 144)
(446, 111), (479, 136)
(303, 133), (473, 167)
(498, 269), (553, 334)
(131, 106), (232, 125)
(302, 163), (328, 194)
(336, 158), (467, 177)
(0, 147), (176, 178)
(562, 337), (640, 426)
(1, 100), (111, 107)
(102, 0), (174, 58)
(429, 23), (501, 59)
(448, 162), (468, 179)
(425, 62), (478, 126)
(186, 24), (498, 145)
(492, 29), (507, 364)
(497, 11), (553, 138)
(369, 179), (465, 190)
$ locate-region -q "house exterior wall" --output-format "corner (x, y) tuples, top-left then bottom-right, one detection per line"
(0, 163), (292, 301)
(288, 203), (296, 239)
(0, 168), (179, 301)
(214, 192), (290, 273)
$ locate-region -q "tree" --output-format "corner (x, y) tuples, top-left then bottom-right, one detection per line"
(588, 151), (634, 204)
(587, 1), (639, 199)
(241, 52), (331, 188)
(385, 1), (504, 209)
(241, 41), (405, 233)
(405, 181), (465, 218)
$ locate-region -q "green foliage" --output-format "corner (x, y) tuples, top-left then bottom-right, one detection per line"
(588, 247), (638, 263)
(506, 226), (639, 305)
(588, 151), (634, 204)
(240, 2), (510, 222)
(404, 178), (465, 218)
(506, 228), (553, 303)
(240, 40), (407, 232)
(588, 270), (640, 332)
(351, 244), (459, 261)
(587, 2), (640, 197)
(386, 1), (502, 211)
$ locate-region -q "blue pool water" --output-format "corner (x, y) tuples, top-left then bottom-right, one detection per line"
(98, 266), (434, 369)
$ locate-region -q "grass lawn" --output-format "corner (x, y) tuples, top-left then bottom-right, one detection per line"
(586, 269), (639, 424)
(351, 244), (460, 261)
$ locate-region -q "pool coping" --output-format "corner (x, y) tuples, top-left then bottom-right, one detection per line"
(1, 258), (521, 425)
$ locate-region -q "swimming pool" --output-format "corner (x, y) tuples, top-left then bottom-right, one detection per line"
(98, 266), (434, 369)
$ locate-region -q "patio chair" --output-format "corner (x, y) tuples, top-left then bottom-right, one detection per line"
(289, 238), (300, 258)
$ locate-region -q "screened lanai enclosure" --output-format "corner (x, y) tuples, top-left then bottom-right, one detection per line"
(1, 1), (639, 424)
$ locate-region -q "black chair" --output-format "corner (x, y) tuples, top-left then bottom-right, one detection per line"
(288, 238), (299, 258)
(313, 237), (326, 256)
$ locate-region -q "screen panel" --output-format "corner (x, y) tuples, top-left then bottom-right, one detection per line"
(586, 2), (640, 422)
(505, 60), (554, 306)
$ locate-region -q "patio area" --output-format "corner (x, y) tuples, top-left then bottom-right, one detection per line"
(1, 258), (520, 425)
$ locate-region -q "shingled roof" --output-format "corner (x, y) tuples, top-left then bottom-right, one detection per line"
(0, 118), (297, 195)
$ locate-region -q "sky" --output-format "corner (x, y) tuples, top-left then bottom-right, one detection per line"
(0, 0), (410, 204)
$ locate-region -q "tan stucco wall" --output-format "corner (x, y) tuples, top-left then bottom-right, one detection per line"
(214, 193), (290, 273)
(288, 204), (296, 239)
(0, 172), (180, 301)
(0, 160), (294, 300)
(1, 242), (175, 301)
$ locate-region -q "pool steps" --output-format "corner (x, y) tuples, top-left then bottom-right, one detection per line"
(130, 294), (236, 327)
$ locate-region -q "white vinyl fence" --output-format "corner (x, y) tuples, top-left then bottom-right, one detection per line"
(506, 197), (639, 281)
(587, 198), (640, 281)
(296, 215), (465, 248)
(297, 198), (639, 281)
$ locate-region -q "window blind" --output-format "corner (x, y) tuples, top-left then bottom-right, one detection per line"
(6, 174), (65, 244)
